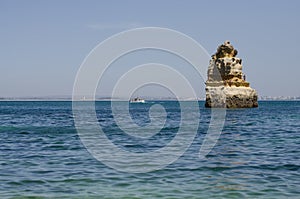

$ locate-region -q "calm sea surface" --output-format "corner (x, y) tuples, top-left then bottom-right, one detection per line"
(0, 101), (299, 198)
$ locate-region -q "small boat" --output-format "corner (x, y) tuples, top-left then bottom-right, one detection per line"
(130, 97), (145, 103)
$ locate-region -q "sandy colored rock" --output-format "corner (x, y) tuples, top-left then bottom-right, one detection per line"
(205, 41), (258, 108)
(205, 86), (258, 108)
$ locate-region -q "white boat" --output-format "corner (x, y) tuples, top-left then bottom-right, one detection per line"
(130, 97), (145, 103)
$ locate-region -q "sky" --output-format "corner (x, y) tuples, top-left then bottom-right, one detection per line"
(1, 0), (300, 98)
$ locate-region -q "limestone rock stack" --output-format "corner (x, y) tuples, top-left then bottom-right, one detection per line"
(205, 41), (258, 108)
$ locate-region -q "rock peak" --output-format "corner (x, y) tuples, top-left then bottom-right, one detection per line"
(212, 40), (238, 60)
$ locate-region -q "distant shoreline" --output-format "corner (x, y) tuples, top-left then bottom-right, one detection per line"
(0, 98), (299, 102)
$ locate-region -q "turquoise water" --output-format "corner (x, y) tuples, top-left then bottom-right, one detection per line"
(0, 101), (299, 198)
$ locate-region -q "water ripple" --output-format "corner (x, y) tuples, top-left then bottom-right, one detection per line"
(0, 101), (299, 198)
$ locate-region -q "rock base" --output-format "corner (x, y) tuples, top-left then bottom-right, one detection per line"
(205, 86), (258, 108)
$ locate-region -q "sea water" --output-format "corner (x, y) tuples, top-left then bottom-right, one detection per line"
(0, 101), (299, 198)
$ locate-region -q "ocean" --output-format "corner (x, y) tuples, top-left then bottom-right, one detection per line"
(0, 101), (299, 198)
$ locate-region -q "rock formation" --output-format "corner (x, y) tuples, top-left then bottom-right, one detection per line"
(205, 41), (258, 108)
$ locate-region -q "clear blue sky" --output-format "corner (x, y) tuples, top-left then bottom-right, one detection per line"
(1, 0), (299, 98)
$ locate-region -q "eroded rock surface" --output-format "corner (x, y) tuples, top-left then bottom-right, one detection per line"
(205, 41), (258, 108)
